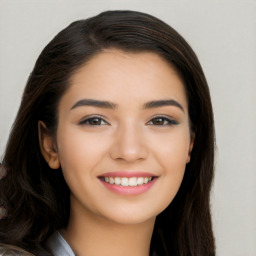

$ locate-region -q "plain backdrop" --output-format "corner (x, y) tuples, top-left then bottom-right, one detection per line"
(0, 0), (255, 255)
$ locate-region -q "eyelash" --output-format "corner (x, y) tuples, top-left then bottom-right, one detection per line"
(79, 115), (178, 126)
(146, 116), (178, 126)
(79, 116), (109, 126)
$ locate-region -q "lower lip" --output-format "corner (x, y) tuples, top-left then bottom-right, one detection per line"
(99, 178), (157, 196)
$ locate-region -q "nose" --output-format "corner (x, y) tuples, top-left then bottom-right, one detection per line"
(109, 123), (148, 162)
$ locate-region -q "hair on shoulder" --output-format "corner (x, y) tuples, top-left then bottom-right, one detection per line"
(0, 244), (35, 256)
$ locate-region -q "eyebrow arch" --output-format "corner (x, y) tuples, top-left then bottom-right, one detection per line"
(70, 98), (184, 112)
(143, 99), (184, 112)
(70, 99), (117, 110)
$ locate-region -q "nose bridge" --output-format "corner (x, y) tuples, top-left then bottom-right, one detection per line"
(110, 121), (148, 162)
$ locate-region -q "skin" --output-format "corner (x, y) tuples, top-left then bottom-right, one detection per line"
(40, 49), (194, 256)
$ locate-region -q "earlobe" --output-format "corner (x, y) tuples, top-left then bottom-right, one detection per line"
(186, 133), (195, 163)
(38, 121), (60, 169)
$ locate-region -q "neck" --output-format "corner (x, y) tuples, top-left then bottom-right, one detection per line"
(63, 199), (155, 256)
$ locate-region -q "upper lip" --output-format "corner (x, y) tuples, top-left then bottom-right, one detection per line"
(98, 171), (157, 178)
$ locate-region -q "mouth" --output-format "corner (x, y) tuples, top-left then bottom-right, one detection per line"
(99, 176), (156, 187)
(98, 172), (158, 195)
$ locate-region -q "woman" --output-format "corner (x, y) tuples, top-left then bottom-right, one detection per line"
(0, 10), (215, 256)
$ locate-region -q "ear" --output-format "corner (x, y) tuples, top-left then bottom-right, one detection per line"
(38, 121), (60, 169)
(186, 132), (195, 163)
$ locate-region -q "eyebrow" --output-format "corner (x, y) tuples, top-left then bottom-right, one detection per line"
(70, 98), (184, 112)
(70, 99), (117, 110)
(143, 99), (184, 112)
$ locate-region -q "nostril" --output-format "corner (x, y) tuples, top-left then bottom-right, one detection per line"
(109, 143), (148, 162)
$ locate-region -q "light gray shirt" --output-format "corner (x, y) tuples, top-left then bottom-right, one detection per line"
(46, 231), (75, 256)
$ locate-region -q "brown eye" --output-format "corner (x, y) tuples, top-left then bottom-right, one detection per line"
(147, 116), (178, 126)
(79, 117), (109, 126)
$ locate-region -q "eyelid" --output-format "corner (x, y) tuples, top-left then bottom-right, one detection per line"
(78, 115), (110, 125)
(146, 115), (179, 126)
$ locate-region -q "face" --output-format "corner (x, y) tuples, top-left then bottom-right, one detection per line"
(41, 49), (194, 225)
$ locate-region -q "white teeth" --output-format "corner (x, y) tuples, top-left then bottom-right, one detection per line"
(144, 177), (149, 184)
(137, 177), (144, 185)
(128, 177), (137, 186)
(115, 177), (121, 185)
(121, 177), (129, 186)
(103, 176), (154, 186)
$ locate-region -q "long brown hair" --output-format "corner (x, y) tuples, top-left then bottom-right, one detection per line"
(0, 243), (35, 256)
(0, 10), (215, 255)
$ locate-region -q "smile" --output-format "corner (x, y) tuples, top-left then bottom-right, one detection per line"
(100, 176), (154, 187)
(98, 171), (158, 195)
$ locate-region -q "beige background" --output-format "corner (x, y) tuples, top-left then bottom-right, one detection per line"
(0, 0), (256, 255)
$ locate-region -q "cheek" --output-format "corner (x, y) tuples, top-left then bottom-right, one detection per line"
(152, 128), (191, 168)
(55, 126), (107, 203)
(56, 126), (109, 185)
(151, 130), (190, 199)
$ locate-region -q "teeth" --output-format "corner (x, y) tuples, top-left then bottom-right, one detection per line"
(115, 177), (121, 185)
(137, 177), (144, 185)
(102, 176), (154, 186)
(128, 177), (137, 186)
(121, 177), (129, 186)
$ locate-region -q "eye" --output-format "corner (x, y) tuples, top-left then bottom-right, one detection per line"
(147, 116), (178, 126)
(79, 116), (109, 126)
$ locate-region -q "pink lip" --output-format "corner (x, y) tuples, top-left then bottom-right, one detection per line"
(98, 171), (158, 195)
(99, 171), (155, 178)
(99, 178), (157, 195)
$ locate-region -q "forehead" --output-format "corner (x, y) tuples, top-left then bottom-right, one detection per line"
(72, 49), (181, 83)
(62, 49), (188, 110)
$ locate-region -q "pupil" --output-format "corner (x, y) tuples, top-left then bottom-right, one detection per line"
(91, 118), (100, 125)
(155, 118), (163, 125)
